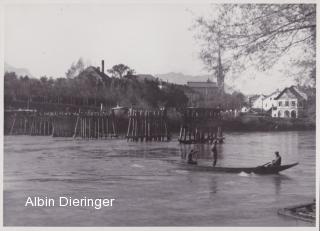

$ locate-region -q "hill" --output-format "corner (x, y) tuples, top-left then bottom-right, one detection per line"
(4, 62), (35, 78)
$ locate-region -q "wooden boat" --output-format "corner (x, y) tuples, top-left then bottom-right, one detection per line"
(183, 162), (298, 174)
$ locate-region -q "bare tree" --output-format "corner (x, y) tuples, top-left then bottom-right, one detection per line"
(194, 4), (316, 86)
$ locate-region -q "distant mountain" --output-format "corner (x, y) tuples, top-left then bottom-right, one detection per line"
(4, 62), (35, 78)
(155, 72), (239, 94)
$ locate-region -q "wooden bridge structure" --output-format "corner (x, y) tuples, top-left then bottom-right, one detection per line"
(4, 110), (119, 139)
(126, 108), (170, 142)
(4, 108), (170, 141)
(5, 107), (223, 143)
(178, 107), (224, 144)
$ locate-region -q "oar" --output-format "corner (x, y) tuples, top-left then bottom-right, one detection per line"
(258, 162), (271, 167)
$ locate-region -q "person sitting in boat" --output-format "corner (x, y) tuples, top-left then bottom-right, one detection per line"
(271, 151), (281, 167)
(187, 149), (198, 165)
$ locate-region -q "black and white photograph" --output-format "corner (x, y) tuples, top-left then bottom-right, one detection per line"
(1, 0), (318, 229)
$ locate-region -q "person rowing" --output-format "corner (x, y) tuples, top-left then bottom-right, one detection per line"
(187, 149), (198, 165)
(271, 151), (282, 166)
(260, 151), (282, 168)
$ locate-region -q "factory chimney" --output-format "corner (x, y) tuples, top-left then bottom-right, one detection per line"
(101, 60), (105, 73)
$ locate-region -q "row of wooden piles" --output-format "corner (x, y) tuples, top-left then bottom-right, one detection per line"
(179, 107), (223, 144)
(7, 113), (54, 136)
(178, 126), (223, 144)
(73, 112), (118, 139)
(182, 108), (222, 122)
(4, 111), (118, 138)
(126, 108), (169, 142)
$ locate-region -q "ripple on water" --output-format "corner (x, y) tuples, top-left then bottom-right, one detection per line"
(238, 171), (250, 177)
(3, 131), (315, 227)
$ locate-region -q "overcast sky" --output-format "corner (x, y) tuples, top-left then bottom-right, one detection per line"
(4, 3), (296, 94)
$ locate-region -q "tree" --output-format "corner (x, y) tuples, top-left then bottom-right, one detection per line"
(163, 84), (188, 109)
(194, 10), (229, 90)
(66, 58), (86, 79)
(194, 4), (316, 86)
(107, 64), (135, 78)
(4, 72), (19, 101)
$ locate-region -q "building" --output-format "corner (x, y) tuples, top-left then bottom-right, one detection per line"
(251, 94), (266, 110)
(262, 90), (281, 111)
(250, 90), (280, 112)
(247, 95), (259, 107)
(187, 80), (218, 98)
(186, 80), (219, 107)
(240, 106), (250, 113)
(272, 86), (307, 118)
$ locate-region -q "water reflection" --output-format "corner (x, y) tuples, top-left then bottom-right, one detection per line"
(210, 177), (218, 195)
(272, 174), (292, 195)
(179, 144), (187, 160)
(273, 175), (282, 195)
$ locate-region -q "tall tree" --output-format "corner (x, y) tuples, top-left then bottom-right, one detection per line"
(194, 8), (230, 91)
(194, 4), (316, 86)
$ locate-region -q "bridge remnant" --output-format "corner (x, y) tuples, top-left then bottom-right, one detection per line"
(178, 107), (223, 144)
(4, 110), (119, 138)
(126, 108), (170, 142)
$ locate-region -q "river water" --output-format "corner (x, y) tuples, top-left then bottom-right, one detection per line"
(3, 131), (315, 226)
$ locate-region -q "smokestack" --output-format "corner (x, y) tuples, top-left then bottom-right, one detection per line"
(101, 60), (105, 73)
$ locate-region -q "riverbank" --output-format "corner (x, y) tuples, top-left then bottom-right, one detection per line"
(222, 115), (315, 132)
(167, 112), (315, 133)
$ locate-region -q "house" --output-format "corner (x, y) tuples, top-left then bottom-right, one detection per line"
(251, 94), (266, 110)
(77, 60), (110, 82)
(261, 90), (281, 111)
(250, 90), (280, 112)
(240, 106), (250, 113)
(247, 95), (259, 107)
(272, 86), (307, 118)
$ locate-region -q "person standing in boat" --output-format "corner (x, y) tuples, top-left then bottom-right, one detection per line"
(211, 140), (218, 167)
(271, 151), (281, 167)
(187, 149), (198, 164)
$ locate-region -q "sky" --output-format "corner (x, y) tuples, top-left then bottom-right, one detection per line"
(4, 3), (296, 94)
